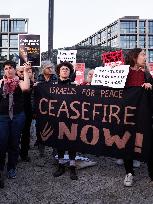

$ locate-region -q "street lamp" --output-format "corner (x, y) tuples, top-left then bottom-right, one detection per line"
(48, 0), (54, 62)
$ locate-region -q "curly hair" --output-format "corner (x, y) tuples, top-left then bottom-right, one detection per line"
(125, 48), (143, 67)
(55, 61), (74, 76)
(3, 60), (16, 69)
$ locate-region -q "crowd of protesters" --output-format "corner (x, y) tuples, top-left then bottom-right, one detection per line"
(0, 47), (153, 189)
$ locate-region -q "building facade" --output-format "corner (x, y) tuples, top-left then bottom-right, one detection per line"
(0, 15), (28, 72)
(76, 16), (153, 63)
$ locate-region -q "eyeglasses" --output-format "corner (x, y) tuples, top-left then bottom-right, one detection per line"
(61, 67), (70, 71)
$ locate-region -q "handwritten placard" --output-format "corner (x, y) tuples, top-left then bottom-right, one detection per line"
(91, 65), (130, 88)
(57, 50), (77, 64)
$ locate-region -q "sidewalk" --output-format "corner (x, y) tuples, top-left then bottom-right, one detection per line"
(0, 146), (153, 204)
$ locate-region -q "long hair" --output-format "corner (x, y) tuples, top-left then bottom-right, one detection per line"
(125, 48), (143, 67)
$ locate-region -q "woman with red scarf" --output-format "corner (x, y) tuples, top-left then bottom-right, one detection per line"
(0, 60), (30, 188)
(123, 48), (153, 187)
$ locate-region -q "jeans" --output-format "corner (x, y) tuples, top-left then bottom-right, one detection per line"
(0, 112), (25, 171)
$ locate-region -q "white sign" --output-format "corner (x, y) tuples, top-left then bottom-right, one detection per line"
(57, 50), (77, 64)
(91, 65), (130, 88)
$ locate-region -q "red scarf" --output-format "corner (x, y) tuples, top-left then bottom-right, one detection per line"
(3, 76), (20, 96)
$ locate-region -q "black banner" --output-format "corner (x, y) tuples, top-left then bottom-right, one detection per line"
(35, 83), (153, 161)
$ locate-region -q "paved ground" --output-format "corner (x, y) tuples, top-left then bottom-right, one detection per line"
(1, 145), (153, 204)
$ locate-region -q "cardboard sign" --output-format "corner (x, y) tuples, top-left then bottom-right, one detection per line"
(74, 63), (85, 84)
(148, 63), (153, 78)
(19, 34), (40, 67)
(91, 65), (130, 88)
(102, 50), (124, 66)
(57, 50), (77, 64)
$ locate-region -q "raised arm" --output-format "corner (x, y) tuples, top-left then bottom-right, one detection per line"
(19, 62), (31, 92)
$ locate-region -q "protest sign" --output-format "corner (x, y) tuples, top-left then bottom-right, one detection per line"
(148, 63), (153, 77)
(91, 65), (129, 88)
(35, 84), (152, 161)
(102, 50), (125, 66)
(19, 34), (40, 66)
(57, 50), (77, 64)
(74, 63), (85, 84)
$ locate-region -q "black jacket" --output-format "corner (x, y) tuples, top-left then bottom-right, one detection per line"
(56, 78), (75, 85)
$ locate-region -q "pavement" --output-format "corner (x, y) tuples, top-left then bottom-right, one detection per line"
(1, 145), (153, 204)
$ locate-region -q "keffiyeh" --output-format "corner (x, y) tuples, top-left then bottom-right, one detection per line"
(2, 76), (20, 119)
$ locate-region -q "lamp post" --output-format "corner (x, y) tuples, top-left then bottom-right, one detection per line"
(48, 0), (54, 62)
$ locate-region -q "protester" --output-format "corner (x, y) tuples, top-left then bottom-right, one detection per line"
(16, 63), (34, 162)
(0, 60), (30, 189)
(81, 69), (94, 85)
(122, 48), (153, 187)
(37, 61), (57, 82)
(52, 61), (78, 180)
(34, 61), (57, 157)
